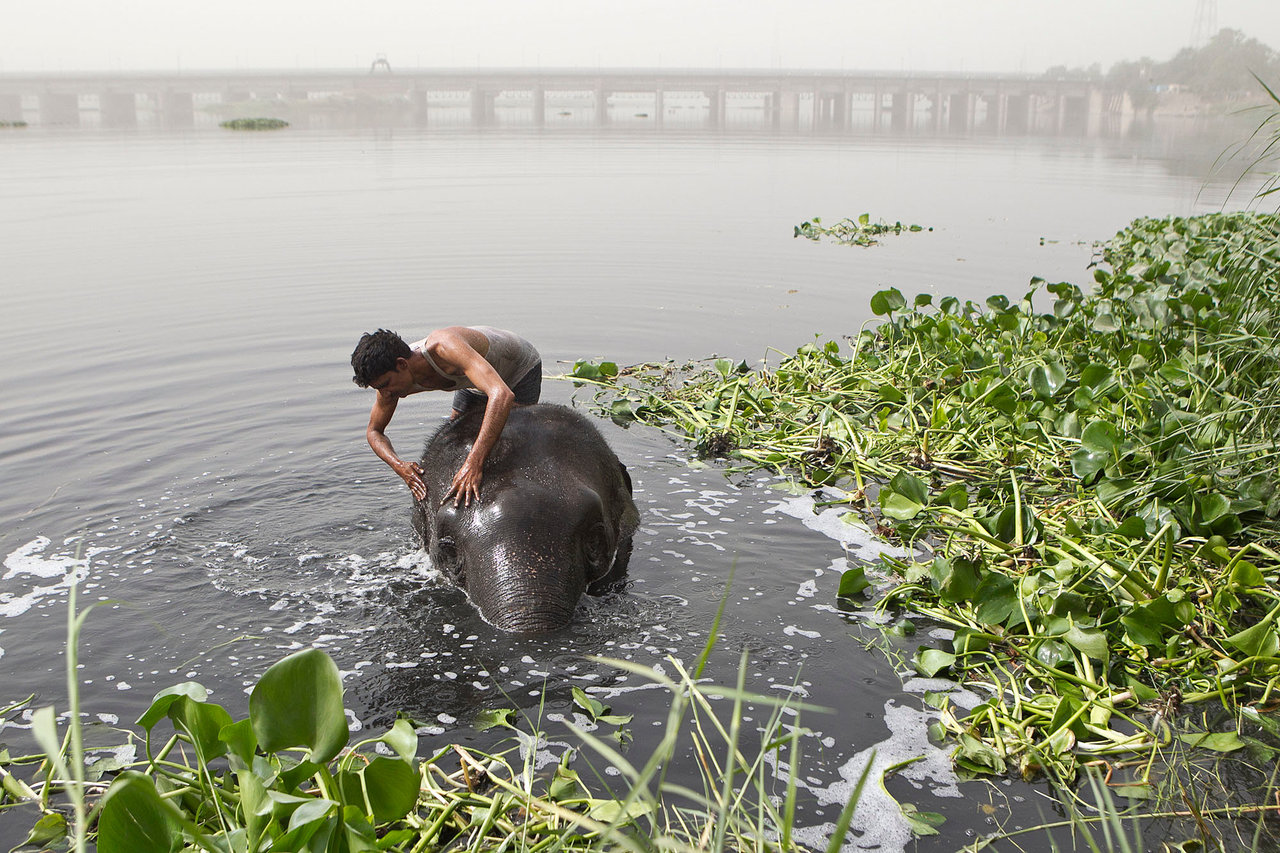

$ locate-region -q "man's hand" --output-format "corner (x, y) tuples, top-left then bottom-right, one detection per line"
(393, 460), (428, 501)
(444, 460), (482, 507)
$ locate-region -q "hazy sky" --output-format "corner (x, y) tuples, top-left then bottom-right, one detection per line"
(4, 1), (1279, 74)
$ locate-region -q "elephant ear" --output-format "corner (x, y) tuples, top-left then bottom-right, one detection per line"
(618, 461), (633, 495)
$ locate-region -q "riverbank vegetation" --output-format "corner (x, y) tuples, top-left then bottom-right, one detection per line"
(569, 210), (1280, 801)
(1045, 27), (1280, 111)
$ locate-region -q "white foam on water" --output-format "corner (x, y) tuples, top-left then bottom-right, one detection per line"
(1, 537), (92, 618)
(779, 697), (962, 853)
(762, 490), (973, 852)
(765, 495), (911, 565)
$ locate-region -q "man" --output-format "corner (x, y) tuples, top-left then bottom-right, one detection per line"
(351, 326), (542, 507)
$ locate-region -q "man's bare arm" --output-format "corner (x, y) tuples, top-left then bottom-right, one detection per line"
(430, 331), (515, 507)
(366, 391), (427, 501)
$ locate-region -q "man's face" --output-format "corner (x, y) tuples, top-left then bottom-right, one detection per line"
(370, 359), (413, 398)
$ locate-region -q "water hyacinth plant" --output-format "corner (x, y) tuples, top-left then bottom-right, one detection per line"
(569, 211), (1280, 789)
(793, 214), (929, 247)
(219, 117), (290, 130)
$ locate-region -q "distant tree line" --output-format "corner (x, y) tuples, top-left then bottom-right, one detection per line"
(1044, 28), (1280, 107)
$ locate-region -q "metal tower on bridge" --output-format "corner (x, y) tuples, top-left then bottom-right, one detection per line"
(1191, 0), (1219, 48)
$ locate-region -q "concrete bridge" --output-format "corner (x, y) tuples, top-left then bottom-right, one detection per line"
(0, 68), (1117, 133)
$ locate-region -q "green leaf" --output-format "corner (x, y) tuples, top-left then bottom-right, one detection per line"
(1080, 363), (1116, 392)
(1177, 731), (1245, 753)
(1029, 362), (1067, 398)
(973, 573), (1019, 625)
(1070, 447), (1109, 479)
(219, 717), (258, 764)
(929, 556), (981, 603)
(913, 648), (956, 677)
(900, 803), (946, 836)
(250, 648), (349, 764)
(571, 687), (608, 720)
(1080, 420), (1121, 455)
(1113, 516), (1148, 539)
(336, 757), (420, 823)
(96, 772), (183, 853)
(17, 812), (67, 850)
(475, 708), (516, 731)
(880, 471), (929, 520)
(838, 566), (871, 597)
(870, 288), (906, 316)
(953, 733), (1006, 775)
(169, 695), (233, 762)
(1225, 619), (1280, 659)
(570, 360), (617, 380)
(1121, 595), (1186, 648)
(137, 681), (208, 731)
(379, 719), (418, 764)
(1063, 625), (1109, 661)
(273, 797), (337, 851)
(1229, 560), (1265, 590)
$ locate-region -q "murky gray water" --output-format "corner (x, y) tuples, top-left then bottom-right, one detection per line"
(0, 114), (1264, 849)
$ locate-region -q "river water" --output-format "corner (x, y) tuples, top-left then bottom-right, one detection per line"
(0, 108), (1266, 849)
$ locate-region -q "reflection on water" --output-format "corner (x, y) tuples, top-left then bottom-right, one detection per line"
(0, 115), (1268, 850)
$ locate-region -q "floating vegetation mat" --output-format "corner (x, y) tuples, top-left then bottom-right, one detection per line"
(794, 214), (929, 247)
(219, 117), (290, 131)
(571, 211), (1280, 786)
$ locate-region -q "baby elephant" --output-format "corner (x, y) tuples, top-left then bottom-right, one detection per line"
(411, 404), (639, 633)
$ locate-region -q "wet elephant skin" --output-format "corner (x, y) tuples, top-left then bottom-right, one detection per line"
(411, 404), (639, 634)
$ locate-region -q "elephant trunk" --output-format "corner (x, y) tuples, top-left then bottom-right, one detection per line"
(465, 543), (587, 634)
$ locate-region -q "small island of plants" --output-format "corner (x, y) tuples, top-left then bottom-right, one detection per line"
(219, 117), (290, 131)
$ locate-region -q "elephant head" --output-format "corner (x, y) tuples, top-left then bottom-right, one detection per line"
(412, 404), (638, 633)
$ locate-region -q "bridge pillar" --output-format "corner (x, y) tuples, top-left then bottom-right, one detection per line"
(981, 92), (1007, 134)
(779, 91), (799, 130)
(890, 91), (913, 130)
(100, 91), (137, 128)
(833, 92), (849, 129)
(594, 84), (609, 125)
(1061, 95), (1088, 134)
(653, 89), (663, 128)
(533, 87), (545, 126)
(160, 91), (194, 128)
(410, 89), (429, 126)
(947, 93), (970, 132)
(705, 88), (724, 128)
(1085, 88), (1104, 136)
(871, 87), (882, 130)
(471, 85), (496, 126)
(0, 93), (22, 123)
(41, 92), (79, 127)
(1005, 94), (1031, 133)
(932, 86), (944, 131)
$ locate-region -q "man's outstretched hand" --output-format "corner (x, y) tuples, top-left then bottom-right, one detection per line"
(394, 460), (428, 502)
(443, 460), (482, 508)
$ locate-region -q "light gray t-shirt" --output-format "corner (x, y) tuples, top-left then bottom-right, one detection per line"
(413, 326), (541, 391)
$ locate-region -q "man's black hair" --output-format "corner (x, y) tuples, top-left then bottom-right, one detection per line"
(351, 329), (412, 387)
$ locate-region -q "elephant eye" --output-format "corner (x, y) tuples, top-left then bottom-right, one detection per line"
(582, 524), (612, 578)
(435, 536), (462, 577)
